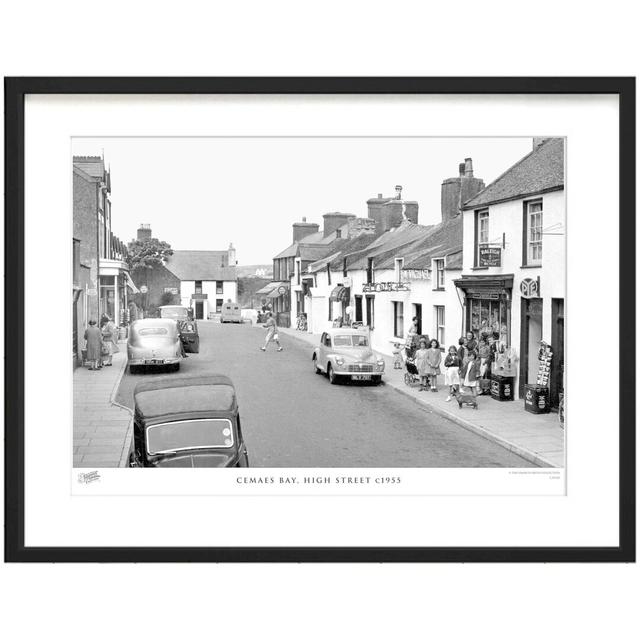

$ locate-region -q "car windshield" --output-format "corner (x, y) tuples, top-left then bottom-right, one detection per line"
(160, 307), (189, 319)
(146, 419), (234, 455)
(138, 327), (169, 336)
(333, 335), (368, 347)
(136, 384), (235, 418)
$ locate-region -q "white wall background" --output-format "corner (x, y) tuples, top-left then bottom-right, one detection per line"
(1, 3), (638, 640)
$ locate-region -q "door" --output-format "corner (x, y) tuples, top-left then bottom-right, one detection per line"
(550, 298), (564, 408)
(365, 295), (375, 329)
(413, 303), (422, 335)
(355, 295), (363, 322)
(195, 300), (204, 320)
(519, 298), (543, 395)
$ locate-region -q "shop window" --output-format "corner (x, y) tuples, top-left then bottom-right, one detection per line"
(435, 305), (445, 346)
(433, 258), (445, 289)
(524, 200), (543, 265)
(467, 295), (510, 345)
(195, 280), (203, 294)
(474, 209), (489, 266)
(393, 301), (404, 339)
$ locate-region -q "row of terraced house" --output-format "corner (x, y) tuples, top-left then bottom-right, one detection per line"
(259, 138), (565, 405)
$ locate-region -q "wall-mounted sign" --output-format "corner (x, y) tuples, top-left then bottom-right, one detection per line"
(87, 288), (97, 297)
(139, 285), (148, 294)
(163, 287), (179, 294)
(362, 281), (411, 293)
(479, 246), (502, 267)
(403, 269), (431, 280)
(191, 293), (208, 300)
(520, 277), (540, 299)
(277, 286), (288, 295)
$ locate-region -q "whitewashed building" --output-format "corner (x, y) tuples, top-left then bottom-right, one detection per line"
(457, 138), (565, 404)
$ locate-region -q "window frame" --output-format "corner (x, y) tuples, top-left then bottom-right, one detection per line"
(523, 198), (543, 266)
(435, 305), (445, 346)
(393, 301), (404, 339)
(433, 258), (445, 290)
(474, 208), (489, 267)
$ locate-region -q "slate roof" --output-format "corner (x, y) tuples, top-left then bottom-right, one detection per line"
(463, 138), (565, 209)
(73, 156), (106, 179)
(398, 217), (463, 270)
(164, 251), (237, 281)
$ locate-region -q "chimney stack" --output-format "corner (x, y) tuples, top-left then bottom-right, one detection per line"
(440, 159), (485, 222)
(367, 191), (418, 232)
(137, 224), (152, 242)
(322, 212), (356, 238)
(228, 242), (237, 266)
(292, 218), (320, 243)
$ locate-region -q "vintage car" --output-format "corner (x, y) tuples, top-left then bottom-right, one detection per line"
(127, 318), (183, 373)
(312, 327), (385, 384)
(129, 374), (249, 468)
(159, 304), (199, 353)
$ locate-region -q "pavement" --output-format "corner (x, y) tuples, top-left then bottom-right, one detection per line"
(73, 340), (133, 468)
(277, 326), (565, 468)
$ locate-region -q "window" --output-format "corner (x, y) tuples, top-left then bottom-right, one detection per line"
(525, 200), (543, 264)
(323, 333), (332, 347)
(434, 258), (445, 289)
(342, 258), (347, 278)
(296, 260), (301, 285)
(354, 295), (363, 322)
(195, 280), (203, 294)
(216, 281), (223, 294)
(216, 298), (223, 313)
(435, 306), (445, 346)
(326, 264), (331, 286)
(366, 258), (374, 284)
(73, 239), (80, 286)
(328, 299), (333, 321)
(475, 209), (489, 266)
(393, 301), (404, 339)
(395, 258), (404, 282)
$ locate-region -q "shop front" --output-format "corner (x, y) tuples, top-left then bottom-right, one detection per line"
(454, 275), (513, 345)
(329, 282), (351, 325)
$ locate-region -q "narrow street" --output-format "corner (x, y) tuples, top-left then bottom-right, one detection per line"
(115, 321), (535, 467)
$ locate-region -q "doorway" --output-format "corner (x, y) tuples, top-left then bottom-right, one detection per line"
(354, 295), (363, 322)
(550, 298), (564, 408)
(519, 297), (543, 395)
(412, 303), (422, 335)
(195, 300), (204, 319)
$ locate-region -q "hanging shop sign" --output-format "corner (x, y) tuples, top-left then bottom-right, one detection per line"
(520, 277), (540, 299)
(163, 287), (179, 295)
(277, 285), (288, 295)
(478, 246), (502, 267)
(403, 269), (431, 280)
(139, 285), (148, 294)
(362, 281), (411, 293)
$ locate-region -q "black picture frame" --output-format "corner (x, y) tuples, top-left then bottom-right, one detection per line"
(4, 77), (635, 563)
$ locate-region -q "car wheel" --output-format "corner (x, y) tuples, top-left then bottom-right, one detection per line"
(173, 362), (180, 372)
(328, 364), (338, 385)
(129, 364), (137, 374)
(372, 376), (382, 385)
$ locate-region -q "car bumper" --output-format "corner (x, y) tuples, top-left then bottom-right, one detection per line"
(128, 357), (182, 366)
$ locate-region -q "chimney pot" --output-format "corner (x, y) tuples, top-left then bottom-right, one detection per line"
(459, 162), (466, 177)
(377, 193), (382, 198)
(302, 216), (307, 222)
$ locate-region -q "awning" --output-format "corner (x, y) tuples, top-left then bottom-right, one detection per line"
(453, 274), (514, 295)
(255, 283), (276, 295)
(330, 285), (350, 302)
(267, 287), (288, 299)
(124, 271), (140, 293)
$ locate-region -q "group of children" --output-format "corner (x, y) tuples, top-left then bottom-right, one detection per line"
(411, 331), (498, 401)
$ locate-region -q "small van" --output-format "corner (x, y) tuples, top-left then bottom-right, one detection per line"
(220, 302), (242, 324)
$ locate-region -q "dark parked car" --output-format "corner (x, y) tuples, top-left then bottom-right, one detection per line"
(129, 374), (249, 468)
(159, 305), (200, 353)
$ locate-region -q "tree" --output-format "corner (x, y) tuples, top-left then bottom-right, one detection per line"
(126, 237), (173, 272)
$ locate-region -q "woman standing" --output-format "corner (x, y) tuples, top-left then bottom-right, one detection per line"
(84, 320), (103, 371)
(260, 312), (283, 352)
(101, 315), (119, 366)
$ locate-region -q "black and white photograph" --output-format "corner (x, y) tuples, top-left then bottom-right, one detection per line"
(72, 136), (566, 472)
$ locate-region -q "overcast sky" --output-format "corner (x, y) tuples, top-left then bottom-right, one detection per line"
(73, 137), (532, 265)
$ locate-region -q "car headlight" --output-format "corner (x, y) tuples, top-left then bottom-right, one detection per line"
(335, 357), (345, 366)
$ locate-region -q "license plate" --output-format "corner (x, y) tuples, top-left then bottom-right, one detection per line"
(145, 359), (164, 365)
(352, 374), (371, 380)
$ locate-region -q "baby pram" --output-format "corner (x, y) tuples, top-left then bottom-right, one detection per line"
(403, 333), (427, 387)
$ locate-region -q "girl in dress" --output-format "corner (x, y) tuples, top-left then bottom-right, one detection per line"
(443, 345), (461, 401)
(426, 339), (442, 392)
(414, 338), (430, 392)
(460, 350), (482, 396)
